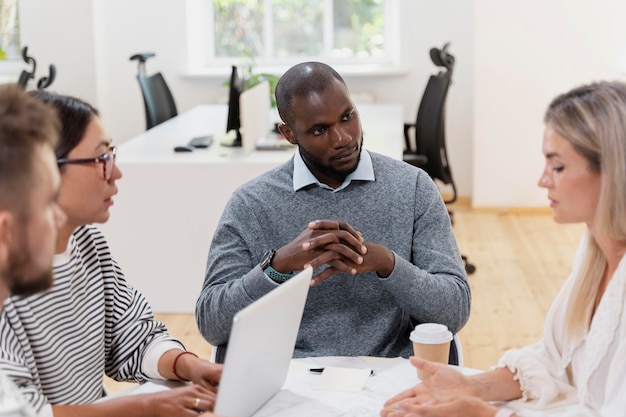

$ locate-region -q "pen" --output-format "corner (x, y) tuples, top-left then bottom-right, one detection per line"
(308, 367), (376, 376)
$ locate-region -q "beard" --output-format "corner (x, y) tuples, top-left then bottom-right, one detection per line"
(298, 135), (364, 181)
(4, 225), (54, 297)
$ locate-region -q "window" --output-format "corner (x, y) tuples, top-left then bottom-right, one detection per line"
(0, 0), (20, 60)
(187, 0), (398, 72)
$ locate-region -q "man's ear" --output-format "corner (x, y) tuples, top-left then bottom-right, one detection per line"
(278, 123), (297, 145)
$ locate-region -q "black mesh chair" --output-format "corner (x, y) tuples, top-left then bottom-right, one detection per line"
(404, 43), (475, 274)
(130, 52), (178, 130)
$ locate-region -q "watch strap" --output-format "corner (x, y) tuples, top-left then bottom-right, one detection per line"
(264, 265), (295, 283)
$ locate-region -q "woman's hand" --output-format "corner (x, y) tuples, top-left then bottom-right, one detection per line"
(185, 357), (223, 391)
(382, 357), (523, 417)
(384, 357), (478, 409)
(173, 351), (222, 391)
(382, 394), (498, 417)
(145, 384), (219, 416)
(161, 350), (222, 392)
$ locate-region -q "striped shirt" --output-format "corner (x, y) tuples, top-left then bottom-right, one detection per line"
(0, 225), (181, 413)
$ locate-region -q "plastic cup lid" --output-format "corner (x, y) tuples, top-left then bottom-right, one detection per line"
(409, 323), (452, 344)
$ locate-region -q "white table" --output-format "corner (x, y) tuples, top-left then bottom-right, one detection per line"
(110, 356), (451, 417)
(100, 104), (404, 312)
(259, 356), (427, 417)
(119, 357), (582, 417)
(254, 357), (581, 417)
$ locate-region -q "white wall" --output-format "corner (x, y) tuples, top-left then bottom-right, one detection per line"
(473, 0), (626, 207)
(19, 0), (98, 104)
(18, 0), (626, 207)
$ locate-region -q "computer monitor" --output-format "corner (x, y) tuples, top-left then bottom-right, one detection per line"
(224, 65), (245, 147)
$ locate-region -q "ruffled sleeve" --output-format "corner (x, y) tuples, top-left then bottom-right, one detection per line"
(496, 236), (589, 408)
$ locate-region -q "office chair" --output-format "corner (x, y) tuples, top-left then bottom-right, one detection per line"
(404, 43), (475, 274)
(17, 46), (56, 90)
(129, 52), (178, 130)
(450, 334), (464, 367)
(211, 335), (463, 366)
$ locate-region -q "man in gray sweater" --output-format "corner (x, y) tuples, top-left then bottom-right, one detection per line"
(196, 62), (470, 360)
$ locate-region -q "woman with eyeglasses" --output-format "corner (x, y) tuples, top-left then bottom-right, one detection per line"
(0, 91), (223, 417)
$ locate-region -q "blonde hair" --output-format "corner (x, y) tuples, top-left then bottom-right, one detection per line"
(544, 81), (626, 340)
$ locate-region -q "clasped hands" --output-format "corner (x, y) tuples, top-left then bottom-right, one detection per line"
(271, 219), (395, 285)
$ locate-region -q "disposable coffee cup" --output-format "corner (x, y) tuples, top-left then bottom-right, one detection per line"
(409, 323), (453, 380)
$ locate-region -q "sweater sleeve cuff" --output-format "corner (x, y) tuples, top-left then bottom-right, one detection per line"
(382, 252), (409, 281)
(141, 340), (186, 379)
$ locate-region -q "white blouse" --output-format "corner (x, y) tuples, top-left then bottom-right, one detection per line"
(498, 235), (626, 416)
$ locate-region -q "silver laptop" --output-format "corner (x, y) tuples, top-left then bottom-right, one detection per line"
(213, 267), (312, 417)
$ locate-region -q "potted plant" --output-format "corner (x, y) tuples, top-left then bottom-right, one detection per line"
(226, 55), (279, 107)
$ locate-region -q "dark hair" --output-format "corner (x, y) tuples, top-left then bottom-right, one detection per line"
(0, 84), (60, 214)
(275, 62), (347, 126)
(28, 90), (99, 160)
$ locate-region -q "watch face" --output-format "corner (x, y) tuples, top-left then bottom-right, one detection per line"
(260, 250), (275, 270)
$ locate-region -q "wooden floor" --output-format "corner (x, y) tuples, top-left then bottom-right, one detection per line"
(451, 204), (585, 369)
(105, 203), (586, 392)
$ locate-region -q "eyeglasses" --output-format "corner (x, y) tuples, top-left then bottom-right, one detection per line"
(57, 146), (117, 181)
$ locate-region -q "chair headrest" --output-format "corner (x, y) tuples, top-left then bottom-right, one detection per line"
(429, 42), (455, 73)
(129, 52), (156, 63)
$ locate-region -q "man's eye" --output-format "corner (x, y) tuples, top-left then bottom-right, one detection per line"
(553, 166), (564, 172)
(313, 127), (326, 135)
(343, 112), (354, 121)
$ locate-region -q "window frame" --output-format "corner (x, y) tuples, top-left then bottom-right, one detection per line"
(0, 0), (21, 61)
(185, 0), (401, 77)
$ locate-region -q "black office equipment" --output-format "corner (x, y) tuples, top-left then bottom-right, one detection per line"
(173, 136), (213, 153)
(221, 65), (246, 147)
(17, 46), (56, 90)
(404, 43), (475, 274)
(174, 145), (195, 153)
(189, 135), (214, 148)
(130, 52), (178, 130)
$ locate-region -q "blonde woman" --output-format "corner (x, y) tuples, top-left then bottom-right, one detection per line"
(382, 81), (626, 416)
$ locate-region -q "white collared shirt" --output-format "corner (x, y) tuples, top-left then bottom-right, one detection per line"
(292, 148), (375, 192)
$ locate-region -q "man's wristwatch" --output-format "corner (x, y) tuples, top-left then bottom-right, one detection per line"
(260, 250), (295, 283)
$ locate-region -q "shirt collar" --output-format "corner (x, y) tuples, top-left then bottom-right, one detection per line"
(293, 148), (374, 192)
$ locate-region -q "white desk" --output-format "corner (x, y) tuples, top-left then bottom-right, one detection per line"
(111, 356), (457, 417)
(121, 357), (580, 417)
(100, 104), (403, 312)
(260, 356), (428, 417)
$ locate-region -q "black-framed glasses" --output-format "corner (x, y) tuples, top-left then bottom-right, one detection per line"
(57, 146), (117, 181)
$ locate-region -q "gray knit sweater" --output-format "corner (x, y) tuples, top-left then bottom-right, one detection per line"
(196, 151), (470, 358)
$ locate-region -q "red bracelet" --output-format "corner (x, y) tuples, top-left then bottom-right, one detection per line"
(172, 351), (198, 381)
